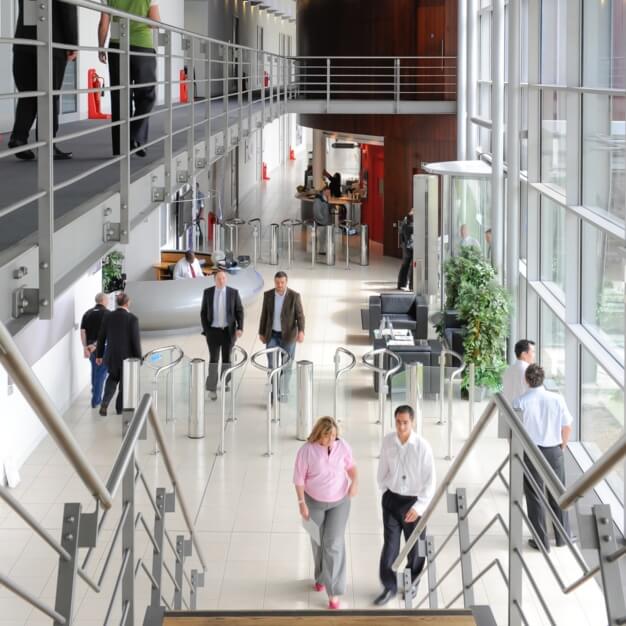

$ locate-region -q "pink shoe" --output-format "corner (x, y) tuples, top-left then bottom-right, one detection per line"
(314, 583), (326, 592)
(328, 598), (340, 610)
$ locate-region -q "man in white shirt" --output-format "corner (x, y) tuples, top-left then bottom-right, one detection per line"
(502, 339), (535, 404)
(374, 405), (436, 606)
(458, 223), (480, 250)
(513, 364), (573, 552)
(173, 251), (203, 280)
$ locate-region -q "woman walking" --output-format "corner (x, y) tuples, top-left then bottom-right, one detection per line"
(293, 416), (358, 610)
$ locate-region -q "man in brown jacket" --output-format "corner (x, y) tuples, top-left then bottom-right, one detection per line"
(258, 271), (305, 401)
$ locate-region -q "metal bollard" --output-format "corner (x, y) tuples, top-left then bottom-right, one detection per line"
(269, 223), (279, 265)
(123, 358), (141, 411)
(359, 223), (369, 266)
(324, 225), (336, 266)
(296, 361), (314, 441)
(188, 359), (206, 439)
(406, 362), (424, 436)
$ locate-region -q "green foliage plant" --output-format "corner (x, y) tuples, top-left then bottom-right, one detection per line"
(102, 251), (125, 294)
(440, 246), (511, 391)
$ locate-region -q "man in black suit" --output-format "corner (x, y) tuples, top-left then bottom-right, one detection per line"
(96, 292), (142, 416)
(9, 0), (78, 160)
(200, 269), (244, 401)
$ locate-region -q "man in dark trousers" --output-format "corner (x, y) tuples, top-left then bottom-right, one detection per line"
(397, 209), (414, 291)
(258, 271), (305, 401)
(96, 292), (142, 416)
(513, 364), (573, 551)
(375, 405), (436, 605)
(80, 293), (110, 409)
(9, 0), (77, 160)
(200, 269), (244, 401)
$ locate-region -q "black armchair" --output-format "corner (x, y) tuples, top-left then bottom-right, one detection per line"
(369, 292), (429, 339)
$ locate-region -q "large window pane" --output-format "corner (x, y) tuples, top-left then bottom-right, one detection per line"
(540, 303), (565, 392)
(541, 89), (567, 192)
(540, 0), (567, 84)
(520, 180), (528, 262)
(581, 223), (625, 364)
(479, 13), (491, 81)
(581, 348), (624, 485)
(583, 0), (625, 89)
(582, 93), (625, 224)
(540, 197), (565, 300)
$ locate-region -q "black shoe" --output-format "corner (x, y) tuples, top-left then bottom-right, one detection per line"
(99, 403), (108, 417)
(131, 141), (146, 157)
(8, 141), (35, 161)
(373, 589), (395, 606)
(53, 146), (72, 160)
(528, 538), (549, 552)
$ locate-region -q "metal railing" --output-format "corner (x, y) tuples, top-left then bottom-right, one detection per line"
(391, 393), (626, 626)
(333, 347), (357, 422)
(250, 346), (291, 456)
(217, 345), (248, 456)
(1, 0), (457, 326)
(0, 320), (206, 626)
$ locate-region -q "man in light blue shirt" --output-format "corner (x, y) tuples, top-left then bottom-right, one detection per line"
(514, 364), (573, 552)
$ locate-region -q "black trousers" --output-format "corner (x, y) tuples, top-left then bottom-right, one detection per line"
(524, 446), (571, 550)
(397, 253), (413, 289)
(11, 48), (67, 144)
(205, 327), (233, 391)
(102, 366), (123, 414)
(379, 490), (426, 593)
(108, 44), (157, 155)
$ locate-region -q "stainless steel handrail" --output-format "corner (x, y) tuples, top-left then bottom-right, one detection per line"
(217, 345), (248, 456)
(0, 321), (113, 509)
(362, 347), (403, 437)
(333, 347), (357, 422)
(250, 346), (291, 456)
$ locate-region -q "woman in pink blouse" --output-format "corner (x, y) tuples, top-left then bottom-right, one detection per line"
(293, 416), (358, 610)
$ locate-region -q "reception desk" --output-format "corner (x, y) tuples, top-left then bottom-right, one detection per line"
(124, 266), (264, 332)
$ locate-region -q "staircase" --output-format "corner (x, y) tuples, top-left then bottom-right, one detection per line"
(161, 607), (495, 625)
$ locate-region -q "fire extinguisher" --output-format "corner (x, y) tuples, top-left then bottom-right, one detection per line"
(289, 146), (296, 161)
(264, 71), (270, 88)
(262, 162), (270, 181)
(87, 69), (111, 120)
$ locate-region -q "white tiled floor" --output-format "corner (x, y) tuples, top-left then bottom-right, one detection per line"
(0, 158), (609, 625)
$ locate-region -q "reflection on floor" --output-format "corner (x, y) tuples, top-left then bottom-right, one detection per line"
(0, 160), (608, 625)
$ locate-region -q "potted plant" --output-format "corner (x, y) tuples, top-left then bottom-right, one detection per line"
(438, 246), (511, 392)
(102, 251), (125, 294)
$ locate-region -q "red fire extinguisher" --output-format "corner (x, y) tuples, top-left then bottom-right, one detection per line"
(179, 69), (189, 103)
(289, 146), (296, 161)
(87, 69), (111, 120)
(264, 71), (270, 88)
(262, 162), (270, 181)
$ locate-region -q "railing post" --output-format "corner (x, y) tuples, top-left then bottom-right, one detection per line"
(149, 488), (167, 611)
(53, 503), (81, 626)
(394, 57), (400, 113)
(326, 58), (331, 112)
(119, 16), (131, 245)
(426, 536), (438, 608)
(592, 504), (626, 624)
(174, 535), (191, 610)
(454, 488), (475, 607)
(163, 30), (173, 198)
(207, 41), (212, 162)
(508, 434), (524, 626)
(224, 44), (229, 146)
(121, 428), (135, 624)
(36, 0), (53, 320)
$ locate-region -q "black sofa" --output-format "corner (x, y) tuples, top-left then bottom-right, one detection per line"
(369, 292), (429, 340)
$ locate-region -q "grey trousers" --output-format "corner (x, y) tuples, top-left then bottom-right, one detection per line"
(305, 494), (351, 596)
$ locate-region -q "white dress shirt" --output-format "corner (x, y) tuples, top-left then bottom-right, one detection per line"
(173, 257), (203, 280)
(211, 286), (227, 328)
(502, 359), (529, 404)
(377, 431), (436, 516)
(513, 386), (573, 447)
(273, 291), (285, 332)
(460, 235), (480, 249)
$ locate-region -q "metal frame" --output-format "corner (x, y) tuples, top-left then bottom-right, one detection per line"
(362, 348), (402, 438)
(217, 345), (248, 456)
(333, 347), (356, 422)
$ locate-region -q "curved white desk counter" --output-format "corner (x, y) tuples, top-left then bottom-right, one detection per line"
(124, 266), (264, 331)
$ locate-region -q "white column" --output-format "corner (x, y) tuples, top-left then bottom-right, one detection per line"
(456, 0), (468, 160)
(466, 0), (478, 159)
(506, 0), (521, 359)
(312, 129), (326, 189)
(491, 0), (505, 278)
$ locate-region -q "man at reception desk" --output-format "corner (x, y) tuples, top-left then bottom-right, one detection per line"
(173, 250), (203, 279)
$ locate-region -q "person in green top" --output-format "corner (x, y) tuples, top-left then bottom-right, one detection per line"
(98, 0), (161, 157)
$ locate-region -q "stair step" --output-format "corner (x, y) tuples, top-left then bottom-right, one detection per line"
(163, 609), (482, 626)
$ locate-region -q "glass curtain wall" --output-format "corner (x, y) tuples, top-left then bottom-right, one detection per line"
(469, 0), (625, 507)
